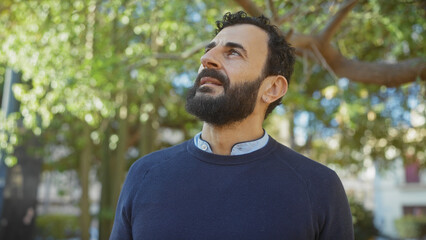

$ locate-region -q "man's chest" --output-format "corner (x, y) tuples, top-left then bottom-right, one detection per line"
(130, 167), (317, 240)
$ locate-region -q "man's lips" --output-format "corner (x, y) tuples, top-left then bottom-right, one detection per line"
(200, 77), (223, 86)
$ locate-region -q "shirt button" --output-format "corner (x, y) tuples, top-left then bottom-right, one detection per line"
(201, 144), (208, 151)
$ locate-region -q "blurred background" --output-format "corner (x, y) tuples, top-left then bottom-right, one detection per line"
(0, 0), (425, 239)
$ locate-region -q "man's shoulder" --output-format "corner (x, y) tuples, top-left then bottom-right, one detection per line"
(272, 139), (347, 203)
(117, 140), (191, 204)
(271, 139), (338, 182)
(130, 140), (190, 174)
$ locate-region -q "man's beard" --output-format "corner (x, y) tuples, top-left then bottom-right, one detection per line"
(185, 68), (263, 126)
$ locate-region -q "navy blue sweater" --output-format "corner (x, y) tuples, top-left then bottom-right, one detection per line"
(110, 137), (354, 240)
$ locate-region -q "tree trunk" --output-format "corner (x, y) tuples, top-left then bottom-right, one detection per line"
(111, 108), (129, 214)
(79, 126), (92, 240)
(138, 117), (156, 157)
(99, 94), (129, 240)
(98, 123), (114, 240)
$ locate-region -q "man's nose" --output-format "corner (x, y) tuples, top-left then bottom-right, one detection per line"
(200, 49), (222, 69)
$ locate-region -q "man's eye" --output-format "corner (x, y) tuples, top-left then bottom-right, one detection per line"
(229, 49), (241, 56)
(204, 48), (211, 53)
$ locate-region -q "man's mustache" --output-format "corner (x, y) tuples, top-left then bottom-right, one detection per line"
(195, 69), (230, 90)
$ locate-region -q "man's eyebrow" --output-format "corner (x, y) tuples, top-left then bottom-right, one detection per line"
(205, 42), (217, 50)
(204, 41), (248, 56)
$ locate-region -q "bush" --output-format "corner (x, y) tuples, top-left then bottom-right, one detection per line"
(395, 215), (426, 239)
(36, 214), (80, 239)
(349, 196), (378, 240)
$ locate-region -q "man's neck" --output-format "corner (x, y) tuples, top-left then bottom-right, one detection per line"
(201, 115), (264, 155)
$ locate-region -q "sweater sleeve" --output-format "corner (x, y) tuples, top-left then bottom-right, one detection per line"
(109, 161), (143, 240)
(318, 171), (354, 240)
(110, 195), (133, 240)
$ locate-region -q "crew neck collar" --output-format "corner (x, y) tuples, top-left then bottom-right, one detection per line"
(187, 136), (278, 165)
(194, 130), (269, 155)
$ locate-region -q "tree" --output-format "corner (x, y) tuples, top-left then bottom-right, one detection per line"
(234, 0), (425, 86)
(0, 0), (424, 239)
(231, 0), (425, 172)
(0, 0), (227, 239)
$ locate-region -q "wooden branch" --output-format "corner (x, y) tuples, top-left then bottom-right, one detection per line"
(128, 40), (210, 70)
(287, 32), (315, 49)
(154, 40), (210, 59)
(318, 0), (358, 43)
(127, 58), (150, 70)
(266, 0), (277, 20)
(332, 55), (426, 87)
(233, 0), (264, 17)
(0, 6), (11, 15)
(235, 0), (297, 26)
(234, 0), (425, 86)
(298, 39), (426, 86)
(276, 5), (300, 25)
(126, 126), (141, 148)
(310, 43), (338, 80)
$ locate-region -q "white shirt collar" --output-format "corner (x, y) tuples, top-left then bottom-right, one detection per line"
(193, 130), (269, 155)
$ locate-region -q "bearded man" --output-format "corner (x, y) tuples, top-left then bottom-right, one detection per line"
(110, 11), (354, 240)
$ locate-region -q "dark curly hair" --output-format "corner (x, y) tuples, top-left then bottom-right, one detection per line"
(215, 11), (295, 118)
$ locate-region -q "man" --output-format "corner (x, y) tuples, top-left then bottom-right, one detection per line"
(110, 11), (354, 239)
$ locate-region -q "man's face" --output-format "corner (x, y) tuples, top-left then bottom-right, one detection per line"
(185, 24), (269, 126)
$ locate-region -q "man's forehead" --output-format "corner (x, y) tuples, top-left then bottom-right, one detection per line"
(211, 24), (268, 49)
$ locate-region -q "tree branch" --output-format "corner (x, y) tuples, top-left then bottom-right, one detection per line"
(0, 6), (11, 15)
(276, 5), (300, 25)
(234, 0), (425, 86)
(287, 32), (316, 49)
(154, 40), (210, 59)
(318, 0), (358, 43)
(301, 39), (426, 86)
(333, 55), (426, 87)
(266, 0), (277, 20)
(311, 43), (339, 80)
(233, 0), (264, 16)
(128, 40), (210, 70)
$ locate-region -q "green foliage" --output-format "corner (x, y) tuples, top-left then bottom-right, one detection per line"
(264, 0), (426, 171)
(36, 214), (80, 239)
(349, 197), (378, 240)
(1, 0), (425, 236)
(0, 0), (423, 172)
(0, 0), (236, 236)
(395, 215), (426, 239)
(0, 0), (232, 153)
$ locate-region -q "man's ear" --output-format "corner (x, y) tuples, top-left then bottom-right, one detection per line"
(261, 75), (288, 103)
